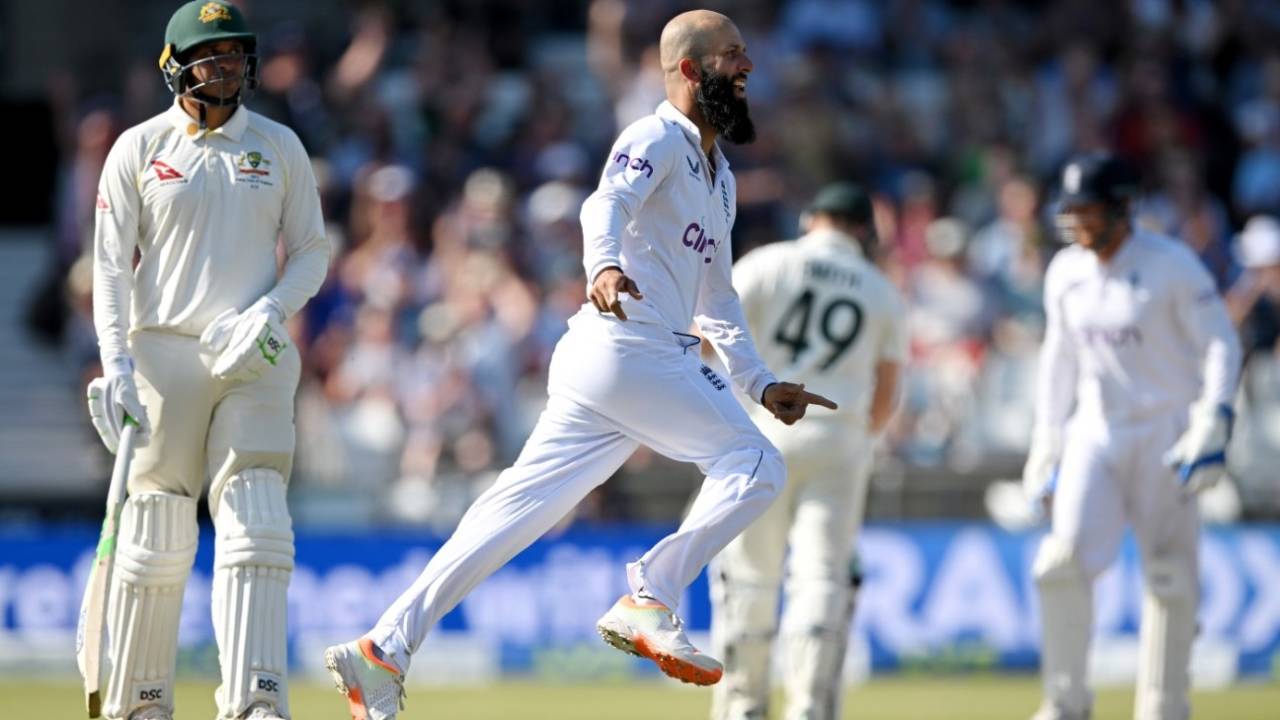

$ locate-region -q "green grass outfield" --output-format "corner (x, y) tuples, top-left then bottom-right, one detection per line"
(8, 676), (1277, 719)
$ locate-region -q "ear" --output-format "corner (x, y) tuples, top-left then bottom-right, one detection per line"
(678, 57), (700, 83)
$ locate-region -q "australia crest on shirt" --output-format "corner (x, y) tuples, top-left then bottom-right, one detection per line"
(236, 150), (274, 188)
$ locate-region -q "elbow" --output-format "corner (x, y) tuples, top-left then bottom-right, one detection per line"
(869, 401), (898, 435)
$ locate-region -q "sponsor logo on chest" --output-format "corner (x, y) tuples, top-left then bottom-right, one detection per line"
(1076, 324), (1143, 347)
(149, 159), (186, 183)
(682, 222), (719, 264)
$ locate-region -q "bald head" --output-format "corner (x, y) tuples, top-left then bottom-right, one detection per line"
(659, 10), (736, 74)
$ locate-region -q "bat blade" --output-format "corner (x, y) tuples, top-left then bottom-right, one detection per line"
(77, 422), (137, 718)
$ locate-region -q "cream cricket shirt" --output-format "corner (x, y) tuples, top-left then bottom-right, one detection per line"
(579, 100), (777, 403)
(93, 99), (329, 374)
(733, 229), (908, 439)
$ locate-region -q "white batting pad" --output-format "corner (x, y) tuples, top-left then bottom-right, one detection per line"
(1032, 535), (1094, 718)
(709, 565), (778, 720)
(1134, 556), (1196, 720)
(103, 492), (198, 720)
(213, 469), (294, 719)
(782, 581), (857, 720)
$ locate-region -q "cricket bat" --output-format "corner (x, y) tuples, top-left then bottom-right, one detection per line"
(76, 420), (137, 718)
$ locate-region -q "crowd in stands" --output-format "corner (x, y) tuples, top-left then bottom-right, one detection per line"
(38, 0), (1280, 524)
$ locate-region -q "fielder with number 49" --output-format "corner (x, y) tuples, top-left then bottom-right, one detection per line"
(85, 2), (329, 719)
(709, 183), (906, 720)
(1023, 153), (1241, 720)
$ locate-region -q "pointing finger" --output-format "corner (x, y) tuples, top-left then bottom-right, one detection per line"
(801, 391), (839, 410)
(624, 278), (644, 300)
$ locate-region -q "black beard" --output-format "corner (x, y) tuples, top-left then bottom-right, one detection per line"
(696, 67), (755, 145)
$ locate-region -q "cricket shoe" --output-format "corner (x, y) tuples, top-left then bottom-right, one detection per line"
(1029, 704), (1090, 720)
(324, 638), (406, 720)
(596, 594), (724, 686)
(128, 707), (172, 720)
(239, 701), (287, 719)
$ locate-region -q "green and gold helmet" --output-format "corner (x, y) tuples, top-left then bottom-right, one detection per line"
(158, 1), (259, 106)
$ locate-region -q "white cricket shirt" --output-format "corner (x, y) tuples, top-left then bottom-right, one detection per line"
(579, 101), (776, 403)
(1034, 229), (1241, 435)
(733, 229), (908, 438)
(93, 99), (330, 374)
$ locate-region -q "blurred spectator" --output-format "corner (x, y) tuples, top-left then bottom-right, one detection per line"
(1227, 215), (1280, 361)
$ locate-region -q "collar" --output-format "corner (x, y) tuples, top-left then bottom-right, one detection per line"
(655, 100), (729, 172)
(801, 228), (864, 257)
(165, 98), (249, 141)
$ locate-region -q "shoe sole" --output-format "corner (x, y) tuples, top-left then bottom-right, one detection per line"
(323, 647), (370, 720)
(596, 624), (723, 686)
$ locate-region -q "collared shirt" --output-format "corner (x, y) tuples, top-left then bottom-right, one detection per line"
(733, 228), (908, 434)
(1035, 229), (1241, 432)
(579, 100), (776, 403)
(93, 99), (330, 372)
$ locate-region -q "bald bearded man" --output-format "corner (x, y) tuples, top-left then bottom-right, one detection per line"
(321, 10), (837, 719)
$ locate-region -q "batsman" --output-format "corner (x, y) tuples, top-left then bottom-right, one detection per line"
(85, 2), (329, 719)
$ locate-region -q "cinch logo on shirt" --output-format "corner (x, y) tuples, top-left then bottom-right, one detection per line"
(682, 222), (718, 264)
(150, 159), (184, 181)
(1077, 324), (1143, 347)
(613, 151), (653, 178)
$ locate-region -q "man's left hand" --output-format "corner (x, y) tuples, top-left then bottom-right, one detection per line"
(762, 382), (838, 425)
(200, 297), (293, 383)
(1164, 402), (1234, 493)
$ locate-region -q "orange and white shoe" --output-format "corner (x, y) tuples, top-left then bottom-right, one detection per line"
(596, 594), (724, 686)
(323, 638), (406, 720)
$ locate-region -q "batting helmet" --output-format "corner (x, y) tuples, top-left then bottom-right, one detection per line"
(158, 1), (258, 104)
(1057, 152), (1138, 214)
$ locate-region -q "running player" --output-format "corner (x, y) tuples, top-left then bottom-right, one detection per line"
(322, 10), (837, 720)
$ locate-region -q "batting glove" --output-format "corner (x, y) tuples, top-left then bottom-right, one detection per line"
(1022, 430), (1062, 505)
(1164, 402), (1234, 494)
(86, 363), (151, 455)
(200, 297), (293, 383)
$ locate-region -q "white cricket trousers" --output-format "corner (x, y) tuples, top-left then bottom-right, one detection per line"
(1036, 411), (1200, 720)
(368, 312), (786, 671)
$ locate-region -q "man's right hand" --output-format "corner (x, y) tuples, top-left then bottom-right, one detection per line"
(589, 266), (643, 321)
(1022, 431), (1062, 516)
(87, 370), (151, 455)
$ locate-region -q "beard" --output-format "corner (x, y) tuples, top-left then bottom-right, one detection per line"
(695, 66), (756, 145)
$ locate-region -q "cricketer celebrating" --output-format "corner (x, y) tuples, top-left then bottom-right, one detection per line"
(85, 2), (329, 719)
(324, 10), (836, 719)
(1023, 153), (1241, 720)
(710, 183), (906, 720)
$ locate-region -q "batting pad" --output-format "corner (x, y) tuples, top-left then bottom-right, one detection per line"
(1134, 556), (1196, 720)
(103, 492), (198, 720)
(709, 567), (777, 720)
(1032, 535), (1094, 718)
(213, 469), (294, 719)
(782, 582), (857, 720)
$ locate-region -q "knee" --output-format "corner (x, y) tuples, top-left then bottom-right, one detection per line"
(1032, 535), (1090, 587)
(1144, 556), (1196, 603)
(115, 492), (199, 586)
(753, 443), (787, 497)
(213, 469), (294, 572)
